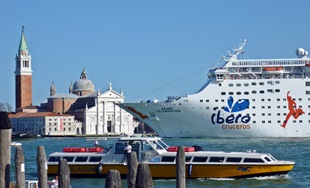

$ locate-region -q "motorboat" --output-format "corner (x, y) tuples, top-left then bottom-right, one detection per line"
(47, 136), (294, 179)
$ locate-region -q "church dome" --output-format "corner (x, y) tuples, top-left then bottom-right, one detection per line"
(72, 69), (95, 94)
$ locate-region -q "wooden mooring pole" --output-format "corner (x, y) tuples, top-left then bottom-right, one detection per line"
(176, 146), (186, 188)
(0, 111), (11, 188)
(105, 169), (122, 188)
(58, 158), (71, 188)
(136, 163), (153, 188)
(37, 146), (48, 188)
(15, 146), (25, 188)
(127, 151), (138, 188)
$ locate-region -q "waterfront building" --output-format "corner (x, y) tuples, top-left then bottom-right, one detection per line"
(9, 112), (81, 136)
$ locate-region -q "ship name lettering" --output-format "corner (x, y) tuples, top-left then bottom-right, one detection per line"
(70, 166), (95, 173)
(156, 107), (180, 113)
(211, 110), (251, 124)
(222, 124), (250, 129)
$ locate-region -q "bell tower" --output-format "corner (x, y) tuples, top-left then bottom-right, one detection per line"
(15, 26), (33, 111)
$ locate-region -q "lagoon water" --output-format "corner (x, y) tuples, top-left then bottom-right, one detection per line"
(10, 137), (310, 188)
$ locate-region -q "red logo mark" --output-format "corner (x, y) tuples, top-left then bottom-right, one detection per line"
(281, 91), (305, 128)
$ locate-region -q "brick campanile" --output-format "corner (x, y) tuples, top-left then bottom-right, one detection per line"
(15, 26), (33, 111)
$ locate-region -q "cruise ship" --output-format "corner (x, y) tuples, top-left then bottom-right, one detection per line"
(118, 40), (310, 137)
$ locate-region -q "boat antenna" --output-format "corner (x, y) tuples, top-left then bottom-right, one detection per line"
(232, 39), (246, 56)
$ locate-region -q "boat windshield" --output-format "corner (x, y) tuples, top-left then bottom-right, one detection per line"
(147, 139), (169, 150)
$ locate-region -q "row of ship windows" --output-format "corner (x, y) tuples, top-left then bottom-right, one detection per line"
(253, 120), (304, 123)
(205, 105), (305, 110)
(226, 80), (281, 87)
(201, 98), (307, 103)
(220, 89), (280, 95)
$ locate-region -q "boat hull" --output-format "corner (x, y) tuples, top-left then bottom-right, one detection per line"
(48, 163), (294, 179)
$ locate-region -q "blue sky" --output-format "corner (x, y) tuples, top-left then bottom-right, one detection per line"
(1, 1), (310, 108)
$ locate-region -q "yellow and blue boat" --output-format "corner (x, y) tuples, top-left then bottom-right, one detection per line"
(47, 136), (294, 179)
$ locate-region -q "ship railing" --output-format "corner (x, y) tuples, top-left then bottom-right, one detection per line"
(231, 59), (309, 67)
(226, 73), (307, 80)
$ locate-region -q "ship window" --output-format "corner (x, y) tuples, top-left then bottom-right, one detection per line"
(48, 156), (61, 162)
(221, 92), (226, 95)
(209, 157), (225, 162)
(244, 83), (249, 86)
(252, 106), (256, 109)
(262, 120), (265, 123)
(236, 92), (241, 95)
(277, 98), (280, 101)
(275, 81), (280, 84)
(229, 92), (234, 95)
(206, 107), (209, 109)
(200, 100), (203, 102)
(267, 89), (273, 93)
(252, 99), (255, 101)
(75, 157), (88, 162)
(299, 98), (302, 101)
(275, 89), (280, 93)
(89, 157), (103, 162)
(253, 121), (256, 123)
(236, 83), (241, 87)
(259, 82), (264, 85)
(206, 100), (209, 102)
(283, 106), (287, 108)
(306, 82), (310, 86)
(62, 156), (74, 162)
(252, 91), (257, 94)
(293, 120), (296, 123)
(252, 82), (257, 86)
(283, 113), (287, 116)
(267, 81), (273, 84)
(268, 106), (271, 109)
(264, 157), (272, 162)
(186, 157), (192, 162)
(161, 156), (175, 162)
(259, 90), (264, 94)
(244, 91), (249, 95)
(226, 157), (242, 162)
(283, 98), (287, 101)
(215, 99), (218, 102)
(261, 99), (265, 101)
(262, 113), (265, 116)
(193, 157), (208, 162)
(252, 114), (256, 116)
(262, 106), (265, 109)
(268, 99), (271, 101)
(277, 113), (281, 116)
(268, 121), (271, 123)
(228, 83), (233, 87)
(244, 158), (264, 163)
(277, 120), (281, 123)
(299, 120), (303, 123)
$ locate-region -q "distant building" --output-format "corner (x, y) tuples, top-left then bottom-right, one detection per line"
(9, 112), (81, 136)
(9, 27), (136, 136)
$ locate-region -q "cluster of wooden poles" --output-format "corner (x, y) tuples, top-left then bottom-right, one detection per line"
(0, 111), (187, 188)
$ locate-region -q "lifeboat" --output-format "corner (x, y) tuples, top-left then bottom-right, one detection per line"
(167, 146), (195, 152)
(63, 147), (103, 152)
(304, 63), (310, 72)
(262, 67), (283, 74)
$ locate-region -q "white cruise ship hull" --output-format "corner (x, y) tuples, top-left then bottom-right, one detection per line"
(119, 78), (310, 137)
(118, 40), (310, 137)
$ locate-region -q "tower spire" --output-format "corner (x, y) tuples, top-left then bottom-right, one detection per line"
(19, 26), (28, 52)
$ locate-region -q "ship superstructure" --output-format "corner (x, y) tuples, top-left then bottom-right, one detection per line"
(119, 40), (310, 137)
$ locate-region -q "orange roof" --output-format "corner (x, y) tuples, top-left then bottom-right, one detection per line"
(8, 112), (73, 118)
